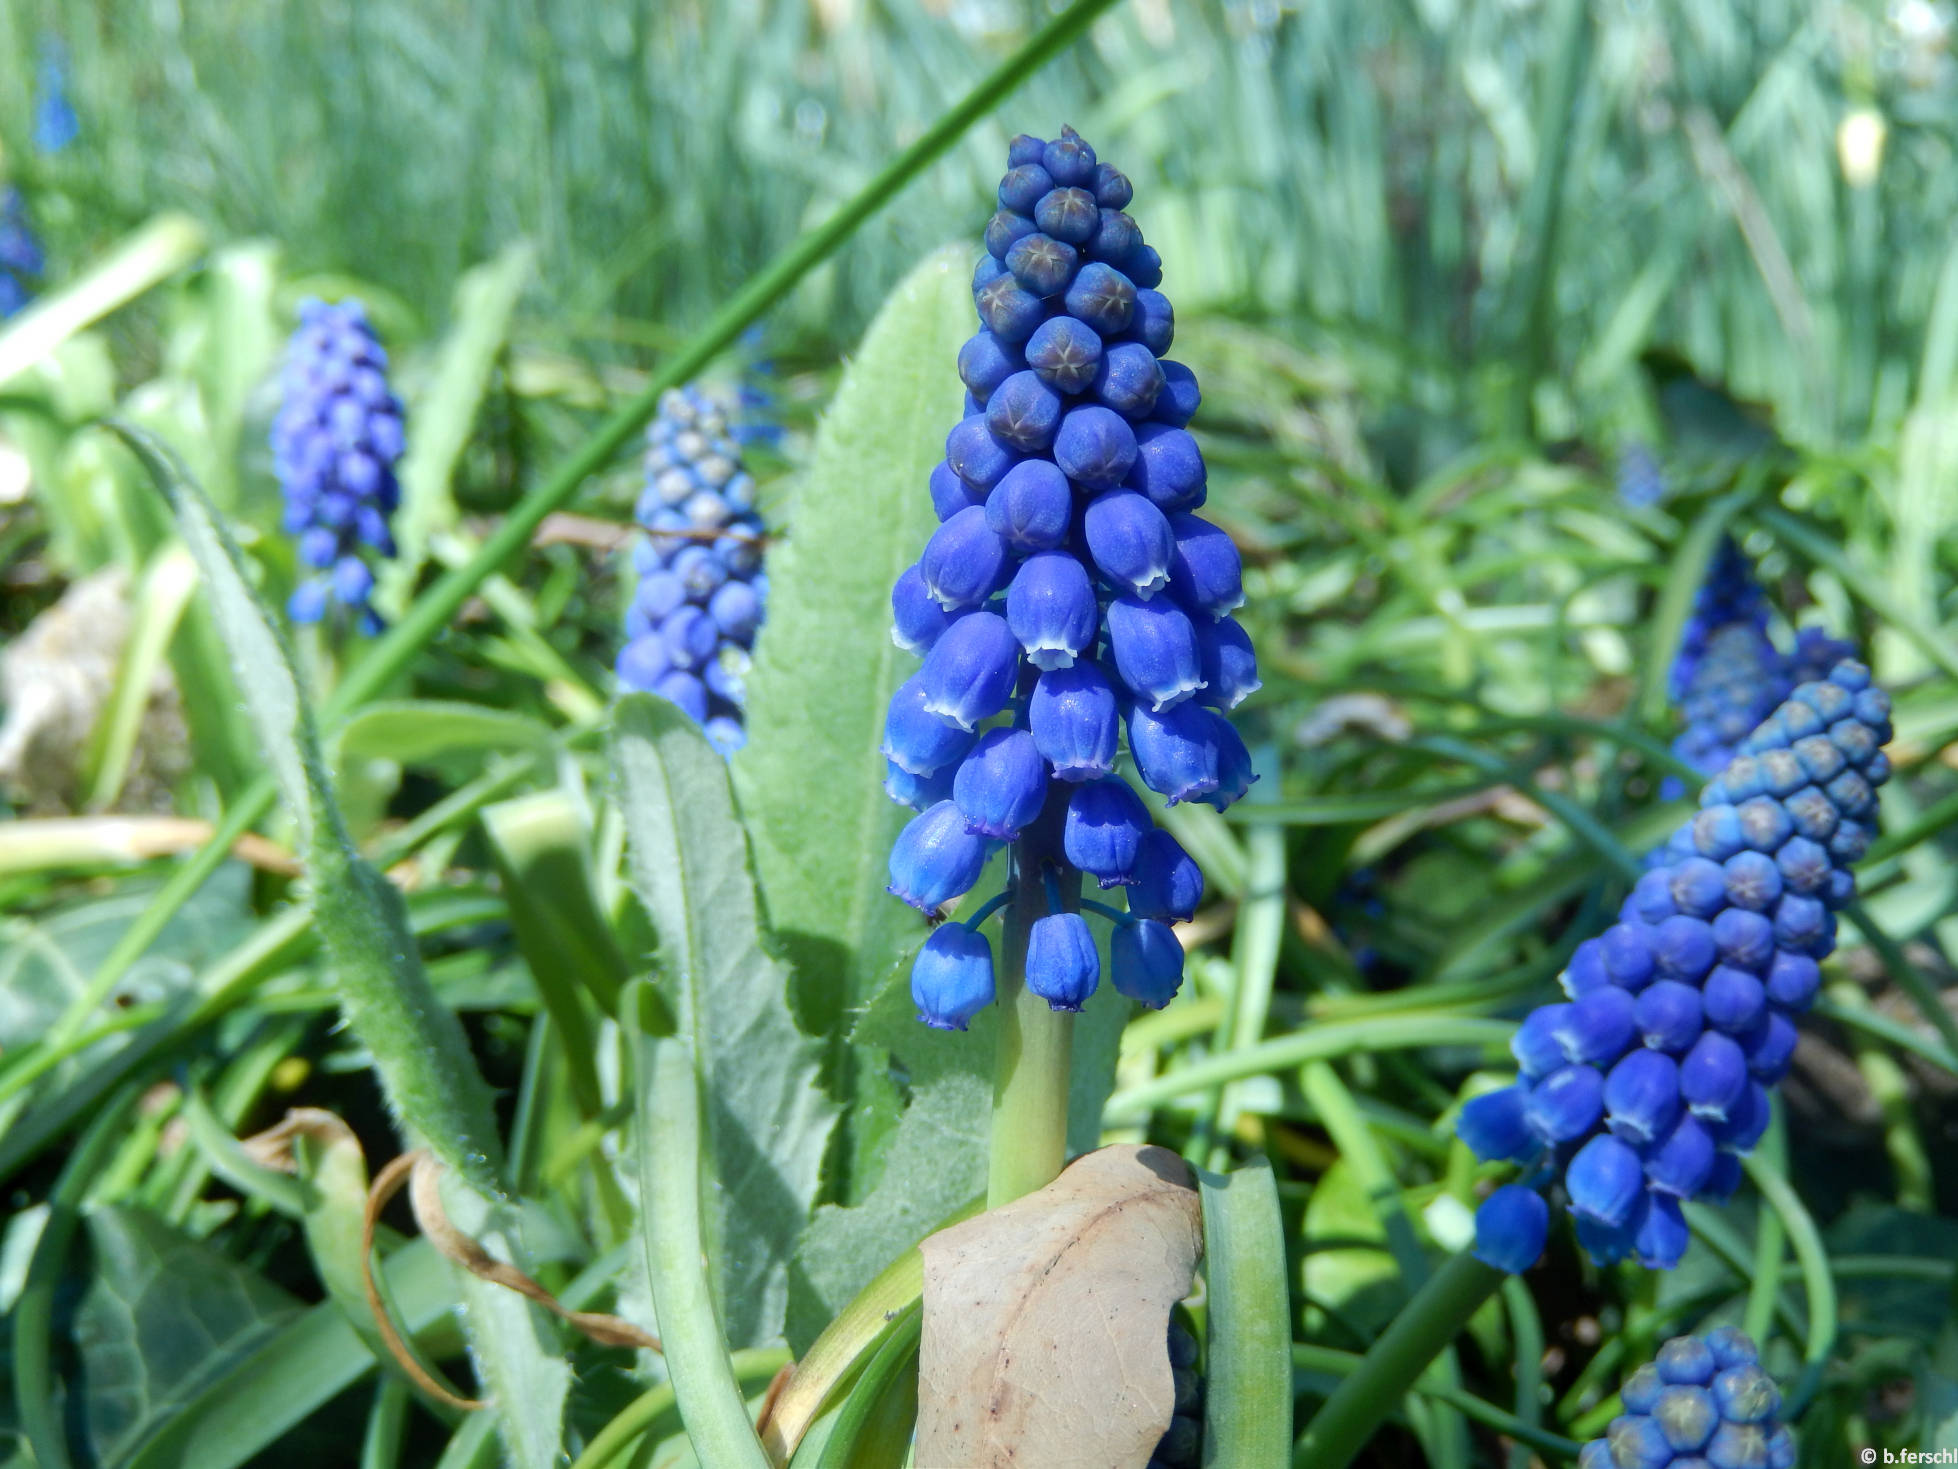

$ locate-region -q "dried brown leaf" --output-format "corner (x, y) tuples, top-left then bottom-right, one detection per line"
(916, 1144), (1202, 1469)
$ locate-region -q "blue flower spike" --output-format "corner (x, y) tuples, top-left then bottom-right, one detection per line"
(618, 385), (771, 755)
(887, 126), (1257, 1027)
(1577, 1332), (1795, 1469)
(1459, 662), (1892, 1270)
(273, 299), (406, 632)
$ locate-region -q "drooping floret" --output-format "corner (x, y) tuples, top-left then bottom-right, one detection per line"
(272, 299), (406, 630)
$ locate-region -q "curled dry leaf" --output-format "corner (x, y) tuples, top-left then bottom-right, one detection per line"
(916, 1144), (1203, 1469)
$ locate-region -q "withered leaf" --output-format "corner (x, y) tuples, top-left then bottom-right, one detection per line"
(916, 1144), (1203, 1468)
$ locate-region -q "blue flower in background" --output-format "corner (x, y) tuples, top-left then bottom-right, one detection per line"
(0, 189), (44, 319)
(35, 39), (78, 156)
(272, 299), (406, 630)
(1463, 661), (1893, 1273)
(887, 126), (1260, 1029)
(617, 385), (768, 757)
(1578, 1329), (1794, 1469)
(1617, 443), (1666, 510)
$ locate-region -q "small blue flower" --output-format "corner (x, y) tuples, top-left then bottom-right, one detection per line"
(1126, 425), (1206, 512)
(1110, 918), (1184, 1007)
(1127, 828), (1204, 923)
(953, 729), (1049, 841)
(1025, 316), (1102, 394)
(1567, 1132), (1646, 1227)
(958, 330), (1025, 399)
(882, 676), (976, 777)
(1083, 489), (1175, 599)
(1126, 701), (1221, 806)
(1026, 912), (1099, 1011)
(1029, 663), (1121, 781)
(913, 924), (997, 1030)
(986, 460), (1073, 552)
(1524, 1065), (1606, 1143)
(1092, 341), (1165, 419)
(921, 505), (1010, 611)
(917, 612), (1020, 731)
(1456, 1085), (1536, 1163)
(1105, 595), (1205, 712)
(1602, 1049), (1681, 1145)
(1472, 1184), (1549, 1274)
(1063, 778), (1152, 887)
(987, 370), (1065, 453)
(1195, 617), (1261, 710)
(888, 800), (992, 913)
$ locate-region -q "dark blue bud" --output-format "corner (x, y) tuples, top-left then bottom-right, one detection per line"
(1624, 1366), (1666, 1414)
(974, 272), (1046, 341)
(1472, 1184), (1548, 1273)
(1771, 893), (1829, 952)
(1763, 951), (1820, 1011)
(671, 545), (728, 601)
(1723, 850), (1782, 911)
(973, 253), (1006, 293)
(1743, 1011), (1798, 1082)
(1703, 1326), (1760, 1370)
(945, 414), (1019, 492)
(1035, 186), (1099, 244)
(1063, 262), (1137, 336)
(1791, 734), (1845, 785)
(1645, 1113), (1716, 1196)
(1127, 828), (1204, 922)
(1635, 980), (1704, 1053)
(918, 610), (1020, 731)
(1713, 1365), (1778, 1425)
(1092, 341), (1164, 419)
(1827, 718), (1877, 769)
(958, 331), (1025, 399)
(1653, 915), (1716, 982)
(998, 163), (1054, 215)
(1026, 911), (1099, 1011)
(1124, 424), (1207, 511)
(1563, 939), (1611, 996)
(1524, 1063), (1605, 1143)
(1025, 315), (1103, 394)
(1827, 768), (1877, 821)
(1669, 857), (1727, 917)
(1005, 231), (1077, 297)
(1106, 594), (1205, 711)
(953, 728), (1048, 840)
(1703, 966), (1767, 1035)
(1064, 777), (1153, 887)
(654, 669), (709, 724)
(1007, 551), (1098, 669)
(1766, 1428), (1796, 1469)
(662, 605), (720, 670)
(1030, 663), (1120, 781)
(1198, 726), (1254, 822)
(1627, 869), (1679, 923)
(1128, 244), (1164, 289)
(986, 370), (1065, 453)
(1606, 1413), (1674, 1469)
(912, 923), (996, 1030)
(1710, 1081), (1771, 1151)
(1758, 750), (1806, 797)
(1087, 208), (1143, 267)
(709, 580), (761, 641)
(705, 715), (747, 756)
(1567, 1133), (1645, 1227)
(1656, 1336), (1719, 1387)
(1575, 1211), (1637, 1268)
(1084, 489), (1173, 598)
(882, 676), (977, 776)
(1827, 817), (1870, 866)
(1165, 513), (1243, 619)
(892, 563), (957, 654)
(1680, 1031), (1748, 1120)
(1604, 1049), (1681, 1143)
(887, 800), (991, 912)
(1707, 1424), (1771, 1469)
(984, 208), (1039, 261)
(1457, 1085), (1537, 1162)
(1701, 1152), (1743, 1200)
(1124, 288), (1174, 354)
(930, 460), (986, 521)
(616, 635), (670, 692)
(1782, 787), (1838, 842)
(1042, 127), (1097, 186)
(1054, 404), (1139, 489)
(1111, 918), (1185, 1007)
(1153, 360), (1200, 427)
(920, 505), (1010, 612)
(1195, 616), (1261, 710)
(288, 579), (329, 623)
(1092, 162), (1132, 209)
(1736, 795), (1794, 852)
(1634, 1193), (1691, 1270)
(1126, 700), (1221, 806)
(1711, 908), (1775, 970)
(987, 460), (1074, 552)
(1693, 805), (1746, 861)
(1601, 923), (1657, 988)
(1556, 986), (1637, 1065)
(884, 758), (956, 811)
(1007, 133), (1047, 167)
(1513, 1004), (1571, 1078)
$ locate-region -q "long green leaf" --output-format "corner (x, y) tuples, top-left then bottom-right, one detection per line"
(1197, 1158), (1294, 1466)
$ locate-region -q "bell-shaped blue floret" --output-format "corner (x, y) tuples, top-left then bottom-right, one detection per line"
(1702, 966), (1767, 1034)
(617, 635), (671, 693)
(1634, 1193), (1691, 1269)
(987, 369), (1065, 453)
(1512, 1005), (1571, 1079)
(655, 669), (709, 723)
(888, 800), (991, 912)
(892, 563), (957, 654)
(1030, 663), (1119, 781)
(945, 414), (1019, 491)
(1063, 262), (1136, 335)
(1645, 1113), (1715, 1197)
(1600, 922), (1657, 989)
(1125, 424), (1205, 511)
(1633, 981), (1704, 1054)
(930, 460), (986, 521)
(1054, 404), (1139, 489)
(883, 676), (978, 776)
(1603, 1048), (1682, 1144)
(1563, 939), (1611, 997)
(1063, 778), (1152, 887)
(953, 728), (1048, 841)
(1473, 1184), (1548, 1274)
(1712, 1364), (1778, 1424)
(1006, 552), (1097, 671)
(1127, 828), (1203, 923)
(884, 758), (957, 811)
(1710, 1081), (1772, 1152)
(918, 612), (1020, 732)
(1198, 717), (1258, 812)
(1111, 919), (1184, 1008)
(1165, 513), (1243, 619)
(1106, 594), (1204, 712)
(1525, 1064), (1606, 1143)
(1653, 914), (1717, 981)
(912, 924), (997, 1030)
(920, 505), (1009, 612)
(1566, 1132), (1645, 1227)
(1196, 617), (1261, 710)
(1763, 950), (1820, 1011)
(1680, 1030), (1749, 1120)
(986, 459), (1073, 552)
(662, 606), (719, 670)
(1554, 986), (1637, 1066)
(1456, 1085), (1537, 1163)
(709, 580), (761, 641)
(1026, 912), (1100, 1012)
(1771, 892), (1830, 952)
(1092, 341), (1164, 419)
(1024, 315), (1102, 394)
(1084, 490), (1173, 598)
(1127, 701), (1222, 806)
(1711, 907), (1776, 970)
(1154, 361), (1200, 427)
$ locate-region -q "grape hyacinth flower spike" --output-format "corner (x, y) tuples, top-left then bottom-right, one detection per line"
(617, 385), (769, 757)
(272, 299), (406, 631)
(1464, 661), (1892, 1273)
(0, 187), (44, 319)
(1578, 1329), (1794, 1469)
(885, 126), (1260, 1042)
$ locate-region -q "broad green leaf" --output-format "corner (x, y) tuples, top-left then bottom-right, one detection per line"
(612, 695), (836, 1348)
(115, 422), (569, 1466)
(68, 1207), (303, 1467)
(1198, 1158), (1295, 1465)
(1301, 1159), (1403, 1336)
(733, 244), (972, 1027)
(335, 700), (554, 767)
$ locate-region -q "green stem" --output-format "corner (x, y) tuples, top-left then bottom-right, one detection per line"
(568, 1350), (790, 1469)
(988, 828), (1073, 1208)
(58, 0), (1125, 1076)
(1291, 1251), (1504, 1469)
